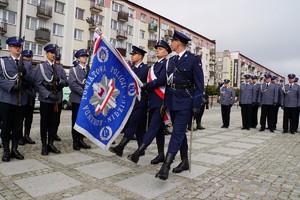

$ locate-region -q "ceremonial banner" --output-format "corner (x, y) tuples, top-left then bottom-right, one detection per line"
(74, 34), (141, 149)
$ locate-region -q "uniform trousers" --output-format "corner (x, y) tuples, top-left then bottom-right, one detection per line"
(273, 105), (280, 129)
(142, 108), (164, 147)
(71, 102), (81, 139)
(0, 102), (25, 143)
(221, 105), (231, 127)
(251, 104), (259, 128)
(241, 104), (252, 129)
(23, 97), (35, 135)
(167, 109), (191, 155)
(260, 105), (275, 130)
(195, 104), (205, 124)
(40, 102), (61, 145)
(283, 107), (298, 132)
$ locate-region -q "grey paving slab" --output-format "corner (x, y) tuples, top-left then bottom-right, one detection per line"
(194, 138), (222, 144)
(193, 153), (232, 165)
(209, 147), (247, 155)
(173, 162), (211, 179)
(114, 173), (181, 199)
(226, 142), (257, 149)
(221, 132), (246, 137)
(248, 135), (274, 140)
(191, 142), (208, 150)
(120, 154), (153, 166)
(49, 152), (94, 165)
(90, 147), (129, 157)
(14, 172), (81, 197)
(63, 189), (120, 200)
(75, 161), (131, 179)
(0, 159), (50, 176)
(238, 138), (266, 144)
(208, 134), (235, 140)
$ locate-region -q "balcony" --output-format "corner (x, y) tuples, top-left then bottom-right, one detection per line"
(35, 27), (51, 43)
(36, 4), (52, 20)
(147, 40), (157, 48)
(209, 48), (215, 55)
(0, 0), (8, 8)
(148, 23), (157, 32)
(209, 67), (215, 73)
(118, 11), (128, 22)
(209, 60), (215, 66)
(164, 29), (173, 38)
(116, 47), (126, 57)
(90, 2), (103, 13)
(0, 20), (7, 34)
(116, 29), (127, 40)
(89, 25), (97, 32)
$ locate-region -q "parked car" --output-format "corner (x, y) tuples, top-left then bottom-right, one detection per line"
(62, 86), (72, 110)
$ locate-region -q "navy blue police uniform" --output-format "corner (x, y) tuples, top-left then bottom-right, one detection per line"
(127, 40), (171, 164)
(156, 30), (204, 180)
(258, 74), (279, 132)
(0, 37), (34, 162)
(271, 76), (281, 130)
(69, 49), (91, 150)
(35, 44), (68, 155)
(251, 75), (261, 128)
(281, 74), (300, 134)
(19, 50), (36, 145)
(239, 74), (256, 130)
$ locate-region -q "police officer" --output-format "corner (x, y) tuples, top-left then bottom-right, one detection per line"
(281, 74), (300, 134)
(294, 77), (299, 132)
(217, 79), (235, 128)
(258, 74), (278, 132)
(239, 74), (256, 130)
(0, 37), (33, 162)
(109, 46), (149, 156)
(271, 76), (281, 130)
(69, 49), (91, 150)
(251, 75), (260, 128)
(19, 50), (36, 145)
(35, 44), (68, 155)
(156, 30), (204, 180)
(126, 40), (171, 164)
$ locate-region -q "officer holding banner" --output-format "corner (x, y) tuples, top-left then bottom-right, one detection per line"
(155, 30), (204, 180)
(0, 37), (33, 162)
(69, 49), (91, 150)
(109, 46), (149, 157)
(127, 40), (171, 165)
(35, 44), (68, 156)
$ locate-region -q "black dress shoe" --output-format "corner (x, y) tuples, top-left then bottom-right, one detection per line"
(241, 127), (246, 130)
(259, 129), (265, 132)
(270, 129), (274, 133)
(24, 136), (35, 144)
(221, 125), (225, 128)
(18, 137), (25, 146)
(41, 145), (48, 156)
(282, 131), (288, 133)
(11, 149), (24, 160)
(53, 135), (61, 141)
(246, 128), (250, 130)
(291, 131), (295, 134)
(79, 140), (91, 149)
(224, 126), (229, 128)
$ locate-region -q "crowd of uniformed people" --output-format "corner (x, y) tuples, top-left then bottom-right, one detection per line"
(0, 32), (299, 181)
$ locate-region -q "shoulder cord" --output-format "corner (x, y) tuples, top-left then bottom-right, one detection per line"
(282, 85), (290, 94)
(39, 63), (53, 83)
(260, 84), (267, 93)
(0, 58), (18, 81)
(73, 67), (85, 84)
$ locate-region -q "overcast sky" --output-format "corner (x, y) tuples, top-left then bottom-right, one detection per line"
(129, 0), (300, 78)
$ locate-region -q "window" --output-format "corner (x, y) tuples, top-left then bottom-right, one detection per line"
(150, 17), (157, 25)
(0, 36), (7, 50)
(110, 38), (121, 48)
(53, 23), (64, 36)
(55, 1), (65, 14)
(217, 73), (223, 79)
(112, 2), (123, 12)
(27, 0), (38, 6)
(24, 41), (44, 56)
(74, 29), (83, 40)
(139, 30), (145, 39)
(126, 42), (132, 52)
(1, 10), (16, 25)
(127, 25), (133, 35)
(128, 8), (134, 18)
(26, 16), (45, 30)
(140, 13), (146, 22)
(95, 0), (104, 6)
(111, 19), (121, 30)
(161, 23), (169, 30)
(149, 33), (157, 40)
(217, 57), (223, 62)
(91, 14), (103, 26)
(75, 8), (84, 20)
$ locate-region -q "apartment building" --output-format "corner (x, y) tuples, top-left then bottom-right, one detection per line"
(215, 50), (284, 88)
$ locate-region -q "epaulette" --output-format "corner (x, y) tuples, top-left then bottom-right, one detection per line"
(0, 56), (8, 59)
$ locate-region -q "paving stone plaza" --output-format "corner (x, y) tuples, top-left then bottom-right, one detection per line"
(0, 106), (300, 199)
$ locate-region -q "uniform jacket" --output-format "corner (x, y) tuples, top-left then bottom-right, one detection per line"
(281, 84), (300, 107)
(258, 82), (279, 105)
(252, 83), (261, 103)
(216, 85), (235, 105)
(35, 61), (68, 103)
(146, 59), (167, 110)
(0, 56), (33, 105)
(165, 51), (204, 111)
(239, 83), (255, 104)
(132, 62), (149, 109)
(69, 65), (86, 104)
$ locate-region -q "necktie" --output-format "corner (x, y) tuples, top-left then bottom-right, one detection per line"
(83, 68), (86, 73)
(174, 55), (179, 63)
(290, 84), (292, 88)
(267, 83), (268, 88)
(15, 59), (19, 66)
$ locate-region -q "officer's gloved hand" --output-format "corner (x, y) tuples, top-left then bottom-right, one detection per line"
(57, 83), (65, 91)
(53, 75), (60, 82)
(281, 106), (284, 110)
(141, 83), (147, 91)
(18, 65), (26, 76)
(48, 93), (58, 101)
(12, 84), (23, 92)
(218, 82), (224, 87)
(192, 107), (200, 116)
